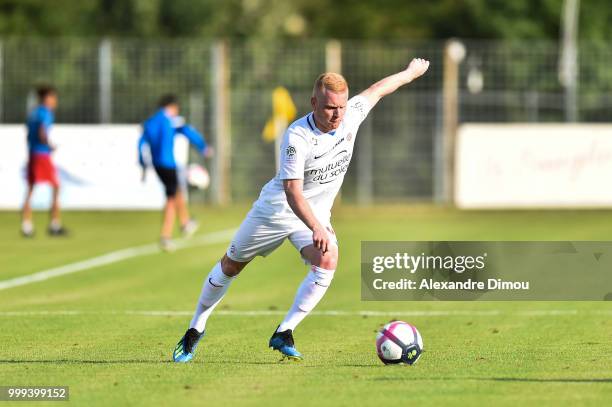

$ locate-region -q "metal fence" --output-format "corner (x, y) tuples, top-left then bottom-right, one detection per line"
(1, 38), (611, 203)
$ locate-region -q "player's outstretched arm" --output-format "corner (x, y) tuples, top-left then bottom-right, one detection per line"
(360, 58), (430, 108)
(178, 125), (214, 157)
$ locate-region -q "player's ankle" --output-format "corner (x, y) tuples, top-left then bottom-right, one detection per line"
(49, 219), (62, 231)
(21, 220), (34, 236)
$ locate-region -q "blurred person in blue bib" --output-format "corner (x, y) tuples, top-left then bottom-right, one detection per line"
(138, 94), (213, 251)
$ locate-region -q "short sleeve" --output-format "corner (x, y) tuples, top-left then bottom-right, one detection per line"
(40, 109), (53, 129)
(344, 95), (372, 130)
(278, 129), (309, 180)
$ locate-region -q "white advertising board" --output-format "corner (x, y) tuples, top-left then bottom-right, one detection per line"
(0, 125), (188, 209)
(455, 124), (612, 208)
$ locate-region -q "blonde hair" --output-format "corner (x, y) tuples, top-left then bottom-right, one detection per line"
(312, 72), (348, 97)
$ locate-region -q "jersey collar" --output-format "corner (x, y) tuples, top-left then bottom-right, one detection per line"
(307, 113), (336, 136)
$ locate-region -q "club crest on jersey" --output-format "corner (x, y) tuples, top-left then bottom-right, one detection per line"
(347, 133), (353, 142)
(285, 145), (297, 161)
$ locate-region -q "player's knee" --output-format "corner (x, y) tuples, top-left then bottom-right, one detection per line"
(316, 246), (338, 270)
(220, 254), (248, 277)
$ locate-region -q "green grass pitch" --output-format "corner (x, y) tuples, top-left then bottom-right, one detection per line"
(0, 205), (611, 406)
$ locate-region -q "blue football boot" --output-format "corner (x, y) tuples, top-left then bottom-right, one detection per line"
(173, 328), (204, 363)
(269, 326), (303, 361)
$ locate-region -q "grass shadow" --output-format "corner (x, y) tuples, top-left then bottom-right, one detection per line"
(0, 359), (175, 365)
(371, 376), (612, 384)
(0, 359), (281, 366)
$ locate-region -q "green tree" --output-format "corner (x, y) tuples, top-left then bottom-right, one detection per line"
(0, 0), (610, 41)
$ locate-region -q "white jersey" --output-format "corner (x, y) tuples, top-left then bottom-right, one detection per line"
(253, 95), (372, 222)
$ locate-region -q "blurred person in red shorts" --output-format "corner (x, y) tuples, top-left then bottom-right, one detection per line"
(21, 85), (67, 237)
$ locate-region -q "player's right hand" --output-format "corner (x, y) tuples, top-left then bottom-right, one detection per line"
(312, 224), (330, 253)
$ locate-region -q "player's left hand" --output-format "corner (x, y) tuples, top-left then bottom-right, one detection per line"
(405, 58), (430, 82)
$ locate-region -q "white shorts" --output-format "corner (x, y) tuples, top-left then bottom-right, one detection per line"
(226, 208), (337, 263)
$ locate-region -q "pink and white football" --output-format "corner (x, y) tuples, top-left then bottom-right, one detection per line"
(376, 321), (423, 365)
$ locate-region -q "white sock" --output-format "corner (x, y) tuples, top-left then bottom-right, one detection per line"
(189, 262), (234, 333)
(278, 265), (335, 332)
(50, 219), (62, 231)
(22, 220), (33, 234)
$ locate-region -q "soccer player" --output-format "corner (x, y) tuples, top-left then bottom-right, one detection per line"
(138, 94), (212, 251)
(21, 85), (67, 237)
(172, 58), (430, 362)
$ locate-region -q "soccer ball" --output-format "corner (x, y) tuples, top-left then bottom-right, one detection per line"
(186, 163), (210, 189)
(376, 321), (423, 365)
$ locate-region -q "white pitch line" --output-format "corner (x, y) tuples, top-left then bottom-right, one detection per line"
(0, 228), (236, 291)
(517, 310), (578, 316)
(0, 309), (605, 317)
(126, 310), (502, 317)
